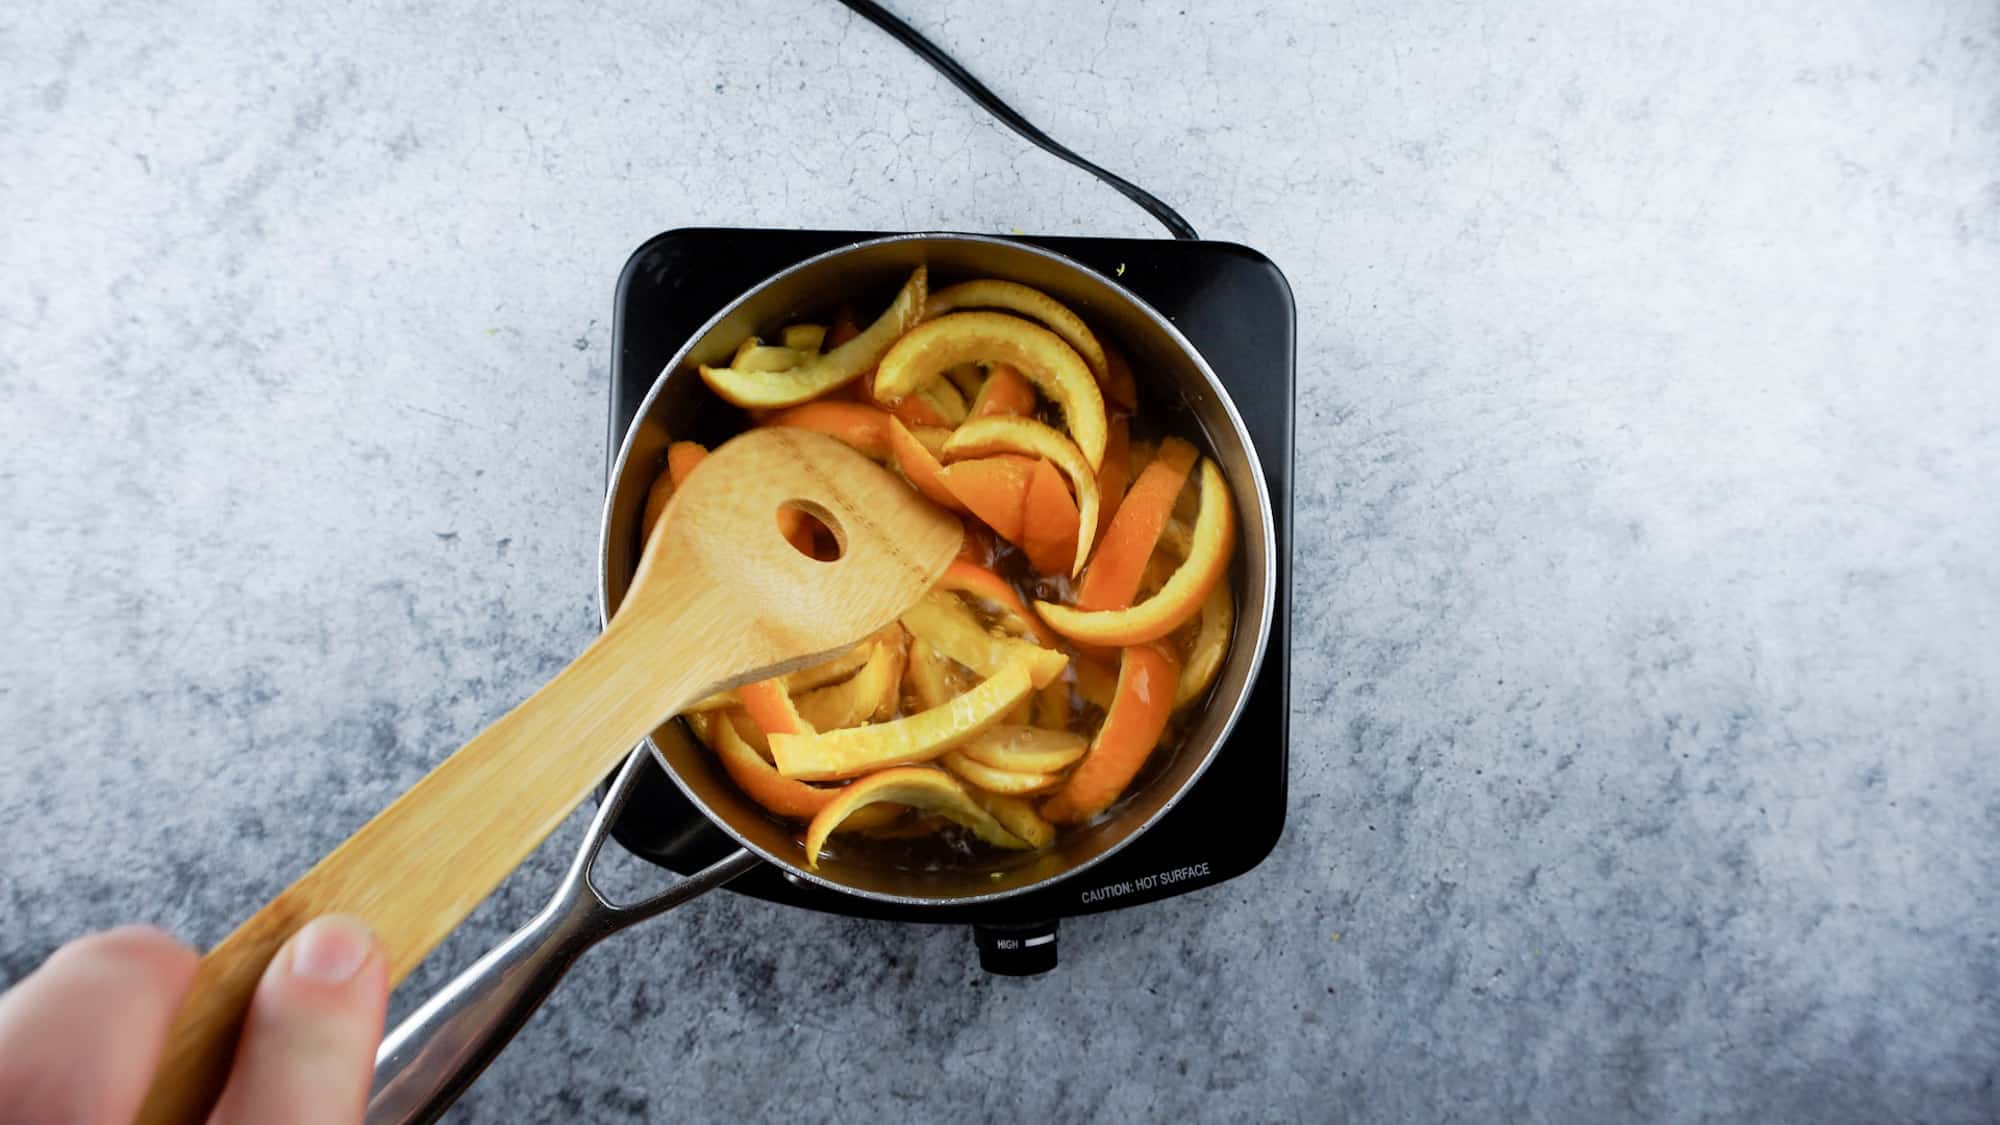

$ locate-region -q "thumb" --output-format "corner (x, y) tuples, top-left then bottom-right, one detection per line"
(207, 915), (388, 1125)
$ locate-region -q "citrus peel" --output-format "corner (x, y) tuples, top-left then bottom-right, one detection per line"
(802, 766), (1028, 866)
(700, 267), (926, 408)
(874, 310), (1106, 470)
(921, 279), (1109, 384)
(1038, 458), (1233, 646)
(957, 724), (1089, 773)
(771, 659), (1034, 781)
(943, 416), (1101, 576)
(941, 751), (1058, 796)
(900, 590), (1068, 689)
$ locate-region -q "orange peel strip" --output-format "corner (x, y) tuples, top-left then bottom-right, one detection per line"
(884, 418), (967, 514)
(1037, 459), (1235, 647)
(921, 279), (1110, 384)
(760, 402), (895, 461)
(730, 342), (807, 372)
(702, 712), (840, 819)
(922, 380), (968, 424)
(977, 793), (1056, 848)
(1175, 581), (1234, 708)
(937, 455), (1036, 544)
(740, 678), (814, 738)
(796, 626), (907, 729)
(787, 643), (875, 695)
(687, 714), (896, 828)
(700, 267), (926, 408)
(1033, 679), (1071, 730)
(943, 416), (1102, 576)
(874, 311), (1106, 470)
(941, 750), (1059, 796)
(666, 441), (708, 488)
(770, 660), (1033, 781)
(715, 707), (772, 759)
(1074, 437), (1196, 612)
(904, 636), (967, 711)
(957, 724), (1089, 773)
(968, 363), (1038, 419)
(932, 560), (1060, 649)
(889, 391), (950, 428)
(1042, 642), (1180, 824)
(901, 590), (1068, 689)
(802, 766), (1028, 866)
(1020, 458), (1081, 578)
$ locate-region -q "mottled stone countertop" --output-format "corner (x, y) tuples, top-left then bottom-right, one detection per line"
(4, 1), (1995, 1120)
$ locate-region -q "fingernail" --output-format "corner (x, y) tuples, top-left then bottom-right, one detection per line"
(288, 915), (375, 984)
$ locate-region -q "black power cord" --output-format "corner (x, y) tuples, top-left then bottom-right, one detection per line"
(833, 0), (1200, 241)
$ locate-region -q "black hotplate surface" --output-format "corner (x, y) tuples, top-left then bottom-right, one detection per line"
(601, 228), (1293, 928)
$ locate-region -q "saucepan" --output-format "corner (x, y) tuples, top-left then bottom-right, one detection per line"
(366, 233), (1277, 1122)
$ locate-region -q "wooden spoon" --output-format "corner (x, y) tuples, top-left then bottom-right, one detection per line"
(136, 427), (961, 1123)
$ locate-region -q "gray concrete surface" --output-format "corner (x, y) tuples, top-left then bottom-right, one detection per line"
(3, 0), (1996, 1120)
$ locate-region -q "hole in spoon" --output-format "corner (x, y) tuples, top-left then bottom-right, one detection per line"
(778, 501), (845, 562)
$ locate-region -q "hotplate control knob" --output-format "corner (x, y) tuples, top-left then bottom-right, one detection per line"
(973, 920), (1058, 976)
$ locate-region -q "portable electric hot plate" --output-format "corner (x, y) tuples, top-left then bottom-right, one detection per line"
(599, 228), (1294, 974)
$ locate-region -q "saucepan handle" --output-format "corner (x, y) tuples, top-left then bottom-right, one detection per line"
(365, 749), (760, 1125)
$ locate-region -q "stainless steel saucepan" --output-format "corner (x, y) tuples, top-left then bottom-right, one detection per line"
(367, 232), (1277, 1123)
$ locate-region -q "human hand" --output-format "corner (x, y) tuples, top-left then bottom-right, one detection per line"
(0, 917), (388, 1125)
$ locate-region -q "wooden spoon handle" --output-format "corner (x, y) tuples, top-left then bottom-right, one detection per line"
(136, 588), (726, 1124)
